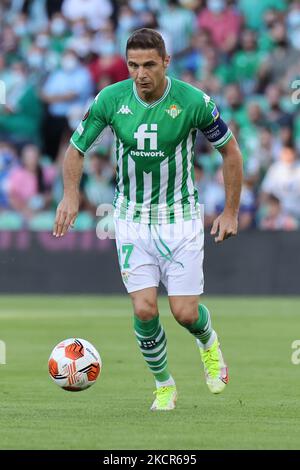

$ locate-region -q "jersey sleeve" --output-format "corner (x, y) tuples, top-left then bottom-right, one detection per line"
(194, 92), (233, 149)
(70, 89), (110, 154)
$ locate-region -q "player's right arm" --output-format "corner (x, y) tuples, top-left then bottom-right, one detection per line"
(53, 88), (110, 237)
(53, 145), (83, 237)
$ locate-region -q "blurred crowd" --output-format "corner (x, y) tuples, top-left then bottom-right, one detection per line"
(0, 0), (300, 231)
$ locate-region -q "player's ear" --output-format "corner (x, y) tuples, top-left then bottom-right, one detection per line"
(164, 55), (171, 69)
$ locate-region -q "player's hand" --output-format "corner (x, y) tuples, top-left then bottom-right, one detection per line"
(53, 192), (79, 237)
(210, 211), (238, 243)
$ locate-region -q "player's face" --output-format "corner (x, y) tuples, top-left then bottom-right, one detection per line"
(127, 48), (170, 98)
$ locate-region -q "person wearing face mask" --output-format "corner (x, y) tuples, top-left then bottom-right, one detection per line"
(48, 13), (71, 54)
(26, 45), (44, 72)
(27, 51), (44, 70)
(89, 34), (129, 86)
(67, 30), (93, 59)
(197, 0), (243, 53)
(61, 53), (79, 72)
(62, 0), (113, 31)
(0, 143), (17, 210)
(259, 20), (300, 86)
(41, 50), (93, 160)
(35, 33), (50, 50)
(239, 0), (286, 31)
(50, 17), (66, 37)
(260, 146), (300, 222)
(287, 1), (300, 50)
(129, 0), (148, 14)
(50, 13), (69, 48)
(0, 62), (43, 145)
(116, 5), (140, 54)
(158, 0), (196, 55)
(14, 13), (30, 38)
(50, 14), (67, 37)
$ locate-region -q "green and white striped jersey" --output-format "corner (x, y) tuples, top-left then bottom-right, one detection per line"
(71, 77), (232, 224)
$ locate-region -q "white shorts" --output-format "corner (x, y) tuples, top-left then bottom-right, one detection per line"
(114, 218), (204, 296)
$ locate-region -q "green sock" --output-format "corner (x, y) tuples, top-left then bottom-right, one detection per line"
(134, 315), (171, 382)
(181, 304), (214, 346)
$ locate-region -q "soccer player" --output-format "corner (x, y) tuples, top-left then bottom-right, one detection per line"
(53, 29), (243, 411)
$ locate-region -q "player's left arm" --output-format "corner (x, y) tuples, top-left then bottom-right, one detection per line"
(196, 93), (243, 243)
(211, 135), (243, 243)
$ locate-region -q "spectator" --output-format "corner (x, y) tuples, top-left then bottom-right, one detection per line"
(197, 48), (223, 96)
(259, 20), (299, 86)
(89, 51), (129, 89)
(264, 83), (293, 131)
(7, 144), (51, 220)
(0, 0), (299, 231)
(83, 150), (115, 214)
(0, 25), (20, 64)
(238, 0), (286, 31)
(231, 30), (266, 95)
(246, 127), (275, 185)
(41, 49), (93, 160)
(258, 194), (299, 231)
(203, 166), (256, 230)
(89, 25), (128, 86)
(0, 142), (18, 209)
(49, 12), (71, 54)
(287, 1), (300, 50)
(62, 0), (113, 31)
(260, 146), (300, 221)
(0, 61), (43, 145)
(197, 0), (242, 53)
(223, 84), (248, 129)
(116, 5), (140, 54)
(159, 0), (197, 55)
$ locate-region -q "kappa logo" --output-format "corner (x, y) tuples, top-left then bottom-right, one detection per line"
(117, 105), (133, 115)
(166, 104), (182, 119)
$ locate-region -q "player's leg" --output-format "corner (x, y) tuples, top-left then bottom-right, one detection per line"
(114, 218), (176, 410)
(158, 219), (228, 393)
(130, 287), (177, 411)
(168, 295), (228, 394)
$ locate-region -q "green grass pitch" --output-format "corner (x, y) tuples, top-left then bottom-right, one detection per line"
(0, 295), (300, 450)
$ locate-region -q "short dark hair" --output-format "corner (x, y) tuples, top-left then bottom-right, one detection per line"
(126, 28), (167, 58)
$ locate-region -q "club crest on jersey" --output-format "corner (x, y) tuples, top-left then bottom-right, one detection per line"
(165, 104), (182, 119)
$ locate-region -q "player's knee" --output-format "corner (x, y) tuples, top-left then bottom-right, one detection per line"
(132, 298), (158, 321)
(172, 305), (198, 325)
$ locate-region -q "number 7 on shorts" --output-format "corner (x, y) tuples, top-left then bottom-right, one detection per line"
(121, 244), (134, 269)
